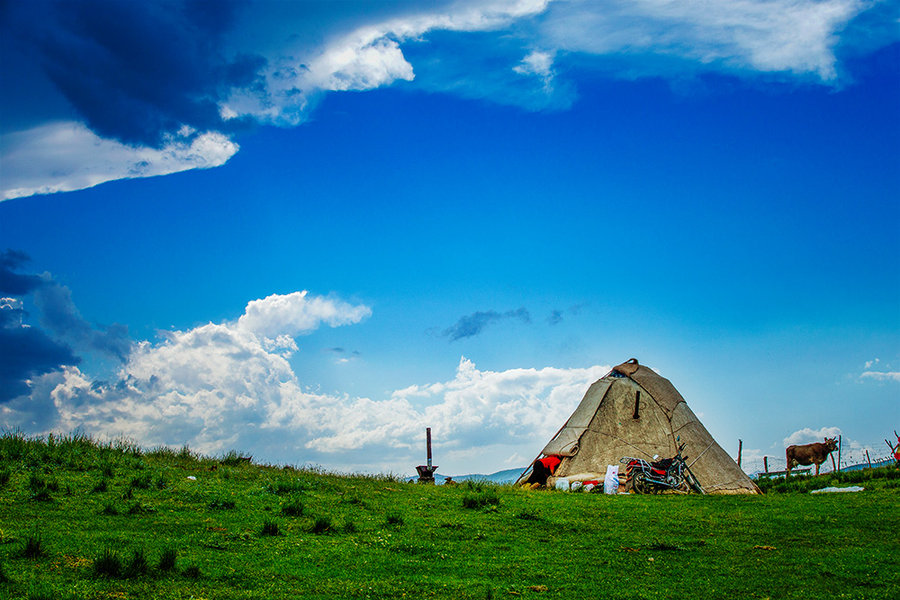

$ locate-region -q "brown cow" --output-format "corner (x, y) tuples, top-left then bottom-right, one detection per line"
(786, 437), (839, 476)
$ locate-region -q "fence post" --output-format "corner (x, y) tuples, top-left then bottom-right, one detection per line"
(866, 450), (872, 469)
(737, 439), (742, 467)
(837, 435), (842, 472)
(764, 456), (768, 473)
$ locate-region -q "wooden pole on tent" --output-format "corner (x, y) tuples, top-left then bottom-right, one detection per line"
(515, 421), (567, 485)
(763, 456), (768, 473)
(737, 439), (743, 467)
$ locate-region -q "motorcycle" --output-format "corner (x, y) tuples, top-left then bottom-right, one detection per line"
(620, 440), (704, 494)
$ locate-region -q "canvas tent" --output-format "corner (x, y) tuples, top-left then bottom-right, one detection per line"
(518, 358), (759, 494)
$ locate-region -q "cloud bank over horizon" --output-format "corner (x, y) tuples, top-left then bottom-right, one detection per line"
(1, 253), (610, 474)
(2, 0), (894, 200)
(4, 248), (895, 474)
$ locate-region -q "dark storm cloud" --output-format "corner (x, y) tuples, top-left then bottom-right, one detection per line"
(443, 307), (531, 342)
(0, 249), (45, 294)
(0, 306), (80, 403)
(34, 284), (133, 361)
(547, 304), (587, 325)
(325, 347), (361, 359)
(4, 0), (263, 148)
(0, 249), (132, 402)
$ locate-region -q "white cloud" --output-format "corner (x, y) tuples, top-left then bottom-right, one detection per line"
(784, 426), (842, 446)
(17, 291), (370, 457)
(0, 122), (238, 201)
(7, 288), (608, 474)
(513, 50), (557, 91)
(308, 37), (415, 92)
(860, 370), (900, 382)
(514, 50), (554, 78)
(220, 0), (552, 125)
(859, 358), (900, 382)
(221, 0), (874, 129)
(539, 0), (866, 80)
(1, 297), (24, 326)
(236, 291), (372, 339)
(6, 0), (882, 199)
(311, 357), (610, 455)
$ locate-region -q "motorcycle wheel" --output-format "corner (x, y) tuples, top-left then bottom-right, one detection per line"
(632, 471), (651, 494)
(685, 470), (704, 494)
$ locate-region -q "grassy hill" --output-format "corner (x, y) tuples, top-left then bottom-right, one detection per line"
(1, 432), (898, 600)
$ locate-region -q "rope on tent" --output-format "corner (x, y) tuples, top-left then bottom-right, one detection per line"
(599, 431), (656, 459)
(687, 441), (715, 469)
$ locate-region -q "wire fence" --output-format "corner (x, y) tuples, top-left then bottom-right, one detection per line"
(735, 435), (898, 477)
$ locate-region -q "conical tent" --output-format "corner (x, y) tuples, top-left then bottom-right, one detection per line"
(520, 358), (759, 494)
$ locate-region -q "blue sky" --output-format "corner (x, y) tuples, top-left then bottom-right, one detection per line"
(1, 0), (898, 476)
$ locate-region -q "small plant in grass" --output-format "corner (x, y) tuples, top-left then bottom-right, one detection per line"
(93, 547), (122, 578)
(281, 499), (304, 517)
(463, 479), (488, 492)
(28, 472), (56, 501)
(100, 502), (119, 516)
(155, 475), (168, 489)
(261, 519), (281, 536)
(126, 501), (156, 515)
(0, 560), (10, 583)
(647, 540), (683, 552)
(462, 489), (500, 510)
(268, 478), (307, 495)
(158, 547), (177, 572)
(220, 450), (253, 466)
(28, 472), (59, 492)
(515, 509), (540, 521)
(341, 520), (358, 534)
(182, 564), (201, 579)
(124, 548), (149, 578)
(30, 488), (52, 502)
(130, 473), (152, 489)
(385, 512), (404, 526)
(100, 462), (115, 478)
(310, 516), (334, 534)
(341, 492), (366, 507)
(0, 468), (10, 487)
(92, 478), (109, 493)
(208, 497), (236, 510)
(22, 531), (44, 558)
(178, 445), (195, 460)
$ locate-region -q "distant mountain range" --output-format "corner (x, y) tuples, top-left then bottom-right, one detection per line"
(406, 467), (525, 485)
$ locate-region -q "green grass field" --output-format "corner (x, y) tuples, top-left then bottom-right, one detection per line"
(1, 432), (898, 599)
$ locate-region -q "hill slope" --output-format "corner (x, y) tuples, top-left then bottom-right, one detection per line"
(1, 433), (898, 599)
